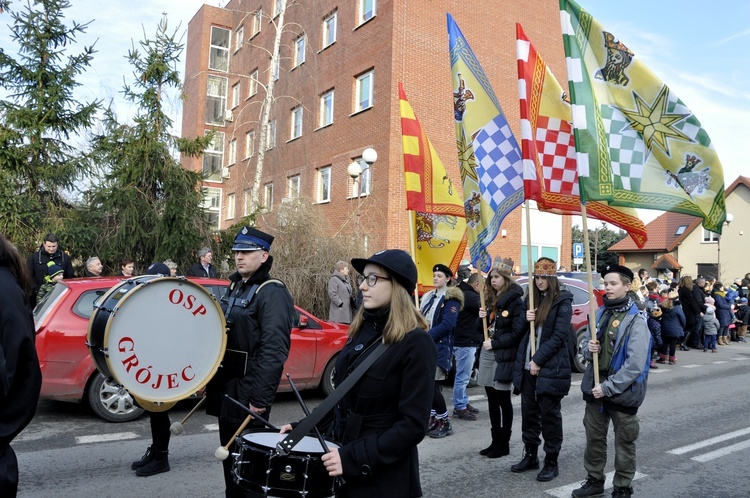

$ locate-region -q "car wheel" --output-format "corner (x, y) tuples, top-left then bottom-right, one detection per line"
(87, 373), (145, 423)
(320, 356), (337, 396)
(575, 327), (590, 374)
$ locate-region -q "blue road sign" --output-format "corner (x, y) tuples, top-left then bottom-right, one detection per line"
(573, 242), (584, 258)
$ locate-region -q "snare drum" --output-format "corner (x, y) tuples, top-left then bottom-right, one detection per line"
(233, 430), (338, 498)
(87, 275), (226, 410)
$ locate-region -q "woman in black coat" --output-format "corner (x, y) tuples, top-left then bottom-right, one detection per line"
(476, 258), (526, 458)
(284, 249), (437, 498)
(511, 258), (573, 483)
(678, 275), (704, 350)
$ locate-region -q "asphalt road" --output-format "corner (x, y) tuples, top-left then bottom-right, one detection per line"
(13, 342), (750, 497)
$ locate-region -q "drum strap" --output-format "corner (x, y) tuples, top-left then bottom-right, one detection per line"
(276, 342), (392, 456)
(223, 278), (283, 323)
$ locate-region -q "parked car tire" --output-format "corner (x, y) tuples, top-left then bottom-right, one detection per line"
(87, 373), (145, 423)
(574, 327), (590, 374)
(320, 356), (337, 396)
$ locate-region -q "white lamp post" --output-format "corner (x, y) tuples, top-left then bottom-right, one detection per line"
(347, 148), (377, 233)
(717, 212), (733, 280)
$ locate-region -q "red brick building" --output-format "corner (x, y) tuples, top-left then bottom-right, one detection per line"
(180, 0), (572, 271)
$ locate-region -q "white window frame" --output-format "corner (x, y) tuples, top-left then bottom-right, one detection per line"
(288, 175), (300, 199)
(703, 228), (719, 242)
(205, 75), (228, 126)
(234, 26), (244, 52)
(202, 187), (222, 230)
(245, 130), (255, 158)
(293, 35), (306, 67)
(226, 193), (236, 219)
(358, 0), (376, 24)
(249, 69), (259, 97)
(227, 139), (237, 165)
(263, 183), (274, 211)
(202, 131), (225, 180)
(209, 26), (230, 72)
(290, 106), (303, 139)
(319, 90), (334, 127)
(266, 120), (276, 150)
(317, 166), (331, 203)
(251, 10), (262, 37)
(355, 70), (374, 112)
(231, 82), (240, 108)
(349, 157), (371, 197)
(322, 10), (337, 49)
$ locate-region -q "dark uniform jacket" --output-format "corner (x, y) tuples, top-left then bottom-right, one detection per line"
(333, 307), (437, 498)
(513, 289), (574, 398)
(420, 286), (464, 372)
(207, 255), (293, 424)
(454, 280), (482, 347)
(26, 245), (74, 301)
(185, 262), (218, 278)
(1, 266), (43, 449)
(478, 283), (526, 383)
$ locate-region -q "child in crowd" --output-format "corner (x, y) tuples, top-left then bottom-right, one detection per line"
(658, 296), (686, 365)
(703, 303), (720, 352)
(736, 297), (749, 342)
(646, 306), (663, 368)
(36, 261), (64, 303)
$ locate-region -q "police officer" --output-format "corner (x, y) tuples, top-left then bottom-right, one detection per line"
(206, 226), (294, 497)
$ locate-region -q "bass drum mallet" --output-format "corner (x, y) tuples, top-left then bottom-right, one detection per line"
(214, 413), (254, 461)
(169, 395), (207, 435)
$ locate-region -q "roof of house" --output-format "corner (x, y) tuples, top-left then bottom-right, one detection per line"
(608, 175), (750, 253)
(652, 253), (682, 270)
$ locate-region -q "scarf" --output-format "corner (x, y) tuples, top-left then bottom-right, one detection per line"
(597, 294), (632, 341)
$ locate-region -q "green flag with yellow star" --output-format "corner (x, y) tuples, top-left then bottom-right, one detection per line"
(559, 0), (726, 233)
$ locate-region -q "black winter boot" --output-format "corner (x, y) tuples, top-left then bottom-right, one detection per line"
(135, 449), (170, 477)
(479, 428), (499, 456)
(510, 445), (539, 473)
(131, 446), (155, 470)
(486, 428), (511, 458)
(536, 453), (559, 481)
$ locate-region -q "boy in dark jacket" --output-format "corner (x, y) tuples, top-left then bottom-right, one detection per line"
(646, 306), (662, 369)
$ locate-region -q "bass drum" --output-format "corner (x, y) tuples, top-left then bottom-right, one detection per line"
(87, 275), (226, 411)
(233, 429), (339, 498)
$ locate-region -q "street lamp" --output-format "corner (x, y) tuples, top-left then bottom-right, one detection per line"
(717, 212), (733, 281)
(347, 147), (377, 233)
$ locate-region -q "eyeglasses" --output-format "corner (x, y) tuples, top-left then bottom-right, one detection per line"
(364, 274), (392, 287)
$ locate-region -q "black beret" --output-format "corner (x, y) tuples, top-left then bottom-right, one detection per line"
(601, 264), (634, 281)
(432, 264), (453, 278)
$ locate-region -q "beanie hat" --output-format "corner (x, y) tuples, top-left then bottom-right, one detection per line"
(46, 261), (64, 278)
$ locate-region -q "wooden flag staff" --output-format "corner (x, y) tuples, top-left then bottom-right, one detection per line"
(580, 203), (601, 386)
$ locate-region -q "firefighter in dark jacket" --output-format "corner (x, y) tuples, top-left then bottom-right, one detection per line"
(511, 258), (574, 483)
(1, 233), (43, 497)
(206, 226), (294, 497)
(26, 233), (75, 306)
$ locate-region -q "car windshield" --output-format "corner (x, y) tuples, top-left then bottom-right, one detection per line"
(33, 283), (69, 326)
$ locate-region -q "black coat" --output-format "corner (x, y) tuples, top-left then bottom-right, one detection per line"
(660, 306), (686, 339)
(454, 281), (482, 347)
(207, 255), (294, 424)
(477, 283), (526, 383)
(333, 308), (437, 498)
(513, 290), (574, 397)
(26, 245), (75, 296)
(0, 266), (43, 449)
(678, 285), (702, 326)
(185, 262), (218, 278)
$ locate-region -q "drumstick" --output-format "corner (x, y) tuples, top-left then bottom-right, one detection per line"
(170, 395), (207, 435)
(223, 394), (278, 430)
(214, 413), (254, 461)
(286, 374), (330, 453)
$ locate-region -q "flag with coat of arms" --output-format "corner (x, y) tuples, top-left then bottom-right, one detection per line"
(448, 14), (524, 272)
(559, 0), (726, 233)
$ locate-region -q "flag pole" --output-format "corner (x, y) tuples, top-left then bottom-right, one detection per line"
(580, 203), (600, 386)
(525, 200), (536, 356)
(408, 210), (419, 307)
(477, 263), (489, 341)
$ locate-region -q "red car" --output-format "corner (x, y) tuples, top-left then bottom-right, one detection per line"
(33, 277), (348, 422)
(516, 276), (605, 373)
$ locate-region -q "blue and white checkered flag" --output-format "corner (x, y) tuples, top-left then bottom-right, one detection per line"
(473, 116), (524, 211)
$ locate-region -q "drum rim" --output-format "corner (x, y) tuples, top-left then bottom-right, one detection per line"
(93, 276), (227, 404)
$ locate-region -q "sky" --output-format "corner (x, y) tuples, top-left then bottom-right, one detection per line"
(1, 0), (747, 224)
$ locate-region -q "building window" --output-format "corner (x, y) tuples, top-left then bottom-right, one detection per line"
(209, 26), (230, 72)
(263, 183), (274, 211)
(266, 120), (276, 150)
(317, 166), (331, 202)
(355, 70), (374, 112)
(288, 175), (300, 199)
(251, 10), (262, 37)
(293, 35), (306, 67)
(228, 139), (237, 165)
(270, 57), (280, 82)
(350, 157), (371, 197)
(203, 131), (224, 181)
(231, 82), (240, 108)
(273, 0), (284, 18)
(359, 0), (376, 24)
(322, 10), (337, 49)
(291, 106), (303, 139)
(226, 193), (236, 219)
(319, 89), (334, 127)
(206, 75), (228, 125)
(703, 228), (719, 242)
(245, 130), (255, 158)
(243, 189), (253, 216)
(234, 26), (244, 51)
(202, 187), (222, 230)
(249, 69), (259, 97)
